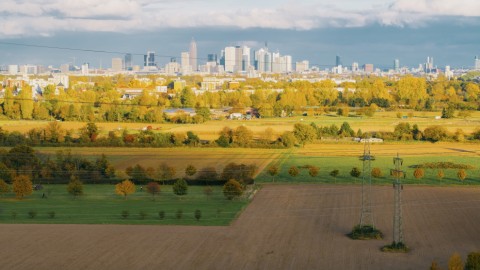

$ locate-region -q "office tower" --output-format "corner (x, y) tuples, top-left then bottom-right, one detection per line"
(224, 46), (236, 73)
(112, 58), (123, 72)
(284, 55), (292, 73)
(124, 54), (132, 70)
(425, 57), (434, 73)
(295, 60), (309, 73)
(264, 52), (272, 73)
(336, 55), (342, 67)
(207, 54), (217, 63)
(255, 48), (266, 72)
(272, 52), (280, 73)
(181, 52), (191, 74)
(235, 46), (243, 72)
(352, 62), (359, 72)
(242, 46), (251, 71)
(363, 64), (374, 73)
(144, 51), (155, 67)
(8, 65), (18, 75)
(189, 38), (197, 71)
(475, 56), (480, 70)
(81, 63), (89, 75)
(60, 64), (71, 73)
(394, 59), (400, 72)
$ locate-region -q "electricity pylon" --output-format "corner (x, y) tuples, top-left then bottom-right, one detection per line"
(391, 153), (405, 245)
(359, 136), (375, 227)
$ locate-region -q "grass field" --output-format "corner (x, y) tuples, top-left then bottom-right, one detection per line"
(0, 185), (251, 225)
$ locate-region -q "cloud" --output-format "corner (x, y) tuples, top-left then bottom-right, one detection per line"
(0, 0), (480, 37)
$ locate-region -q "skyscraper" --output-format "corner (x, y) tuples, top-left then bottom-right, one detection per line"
(475, 56), (480, 70)
(124, 54), (132, 70)
(207, 54), (217, 63)
(181, 52), (191, 74)
(224, 46), (236, 73)
(336, 55), (342, 67)
(189, 38), (197, 71)
(144, 51), (155, 67)
(111, 58), (123, 72)
(394, 59), (400, 72)
(235, 46), (243, 73)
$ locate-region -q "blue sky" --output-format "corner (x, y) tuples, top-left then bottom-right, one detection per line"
(0, 0), (479, 69)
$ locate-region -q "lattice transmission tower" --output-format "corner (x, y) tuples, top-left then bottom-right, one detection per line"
(391, 153), (405, 245)
(359, 137), (375, 227)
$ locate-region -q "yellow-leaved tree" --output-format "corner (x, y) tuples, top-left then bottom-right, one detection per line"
(115, 180), (136, 199)
(12, 175), (33, 199)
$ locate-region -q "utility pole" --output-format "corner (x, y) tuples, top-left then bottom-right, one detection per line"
(391, 153), (405, 245)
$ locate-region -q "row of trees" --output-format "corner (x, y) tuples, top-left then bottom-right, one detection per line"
(431, 251), (480, 270)
(1, 75), (480, 122)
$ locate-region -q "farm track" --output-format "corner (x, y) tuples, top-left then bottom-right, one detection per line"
(1, 184), (480, 269)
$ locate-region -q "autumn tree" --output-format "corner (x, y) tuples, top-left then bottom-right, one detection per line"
(157, 163), (176, 184)
(413, 168), (425, 179)
(115, 180), (136, 199)
(267, 165), (280, 182)
(448, 252), (464, 270)
(233, 125), (253, 147)
(184, 164), (197, 178)
(309, 166), (319, 177)
(67, 176), (84, 199)
(223, 179), (243, 200)
(80, 122), (99, 142)
(146, 182), (161, 200)
(0, 179), (10, 196)
(173, 178), (188, 196)
(293, 123), (316, 146)
(424, 126), (449, 142)
(12, 175), (33, 199)
(437, 170), (445, 180)
(430, 260), (441, 270)
(457, 169), (467, 181)
(288, 166), (299, 177)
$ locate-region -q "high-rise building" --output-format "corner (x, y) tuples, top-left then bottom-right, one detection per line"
(189, 38), (197, 71)
(336, 55), (342, 67)
(81, 63), (89, 75)
(394, 59), (400, 72)
(352, 62), (359, 72)
(475, 56), (480, 70)
(235, 46), (243, 72)
(242, 46), (251, 71)
(224, 46), (236, 73)
(425, 57), (434, 73)
(207, 54), (217, 63)
(295, 60), (309, 73)
(112, 58), (123, 72)
(181, 52), (191, 74)
(124, 54), (132, 70)
(8, 65), (18, 75)
(363, 64), (374, 73)
(264, 52), (272, 73)
(144, 51), (155, 67)
(255, 48), (266, 72)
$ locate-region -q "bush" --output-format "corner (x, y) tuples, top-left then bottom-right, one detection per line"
(458, 169), (467, 181)
(223, 179), (243, 200)
(330, 169), (339, 178)
(158, 210), (165, 220)
(371, 168), (382, 178)
(121, 210), (129, 219)
(28, 210), (37, 219)
(47, 211), (55, 219)
(176, 209), (183, 219)
(288, 166), (299, 177)
(437, 170), (445, 179)
(413, 168), (425, 179)
(173, 178), (188, 196)
(350, 167), (361, 178)
(194, 209), (201, 221)
(308, 166), (319, 177)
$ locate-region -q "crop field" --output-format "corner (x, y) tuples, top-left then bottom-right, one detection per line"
(3, 109), (480, 140)
(0, 185), (249, 226)
(1, 184), (479, 270)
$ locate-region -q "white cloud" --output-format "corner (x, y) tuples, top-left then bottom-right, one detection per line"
(0, 0), (479, 37)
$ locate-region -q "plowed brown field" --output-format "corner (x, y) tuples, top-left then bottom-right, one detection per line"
(1, 185), (480, 270)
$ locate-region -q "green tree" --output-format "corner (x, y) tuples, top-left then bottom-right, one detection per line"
(173, 178), (188, 196)
(430, 260), (441, 270)
(330, 169), (339, 178)
(442, 104), (455, 119)
(338, 122), (355, 137)
(80, 122), (99, 142)
(12, 175), (33, 199)
(157, 163), (176, 184)
(223, 179), (243, 200)
(280, 131), (296, 148)
(67, 176), (84, 199)
(194, 209), (202, 221)
(293, 123), (316, 146)
(267, 165), (280, 182)
(185, 164), (197, 178)
(465, 251), (480, 270)
(448, 252), (464, 270)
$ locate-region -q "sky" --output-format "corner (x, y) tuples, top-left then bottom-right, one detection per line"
(0, 0), (479, 69)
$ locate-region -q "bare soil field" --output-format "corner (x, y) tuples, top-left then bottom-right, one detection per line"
(1, 184), (479, 270)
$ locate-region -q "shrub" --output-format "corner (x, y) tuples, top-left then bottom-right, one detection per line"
(47, 211), (55, 219)
(176, 209), (183, 219)
(194, 209), (201, 221)
(173, 178), (188, 196)
(330, 169), (339, 178)
(437, 170), (445, 180)
(223, 179), (243, 200)
(308, 166), (320, 177)
(350, 167), (361, 178)
(288, 166), (299, 177)
(158, 210), (165, 220)
(28, 210), (37, 219)
(465, 251), (480, 270)
(458, 169), (467, 181)
(413, 168), (424, 179)
(371, 168), (382, 178)
(121, 210), (129, 219)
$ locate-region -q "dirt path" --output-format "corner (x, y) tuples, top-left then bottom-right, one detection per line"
(1, 185), (480, 269)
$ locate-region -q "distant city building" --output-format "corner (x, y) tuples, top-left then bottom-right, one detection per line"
(189, 38), (197, 71)
(181, 52), (191, 74)
(81, 63), (89, 75)
(363, 64), (374, 73)
(224, 46), (236, 73)
(295, 60), (309, 73)
(475, 56), (480, 70)
(352, 62), (359, 72)
(425, 56), (434, 73)
(394, 59), (400, 72)
(207, 54), (217, 63)
(336, 55), (342, 67)
(111, 58), (123, 72)
(235, 46), (243, 73)
(124, 54), (132, 70)
(144, 51), (155, 67)
(8, 65), (18, 75)
(60, 64), (72, 74)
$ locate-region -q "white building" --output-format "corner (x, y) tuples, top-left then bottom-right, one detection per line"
(111, 58), (123, 72)
(181, 52), (191, 74)
(224, 46), (236, 73)
(8, 65), (19, 75)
